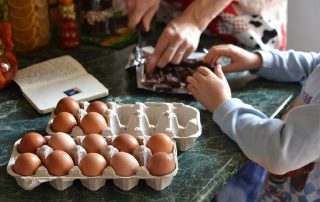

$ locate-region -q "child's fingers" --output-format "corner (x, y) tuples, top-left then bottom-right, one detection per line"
(203, 52), (221, 65)
(209, 44), (236, 55)
(204, 44), (247, 68)
(204, 45), (234, 64)
(196, 66), (212, 76)
(204, 52), (228, 66)
(221, 63), (243, 73)
(191, 70), (207, 83)
(186, 76), (199, 87)
(214, 64), (227, 81)
(186, 84), (196, 94)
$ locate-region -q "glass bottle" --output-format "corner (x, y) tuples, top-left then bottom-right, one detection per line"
(8, 0), (51, 54)
(0, 0), (18, 90)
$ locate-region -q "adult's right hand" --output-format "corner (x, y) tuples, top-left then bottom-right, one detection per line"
(146, 16), (202, 73)
(124, 0), (161, 32)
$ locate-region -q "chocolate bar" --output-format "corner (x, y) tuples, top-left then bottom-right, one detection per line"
(141, 59), (213, 93)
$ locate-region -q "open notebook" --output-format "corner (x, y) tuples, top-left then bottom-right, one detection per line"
(14, 55), (109, 114)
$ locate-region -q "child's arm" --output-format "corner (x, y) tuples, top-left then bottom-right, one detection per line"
(204, 44), (320, 84)
(255, 49), (320, 83)
(213, 98), (320, 175)
(189, 44), (320, 174)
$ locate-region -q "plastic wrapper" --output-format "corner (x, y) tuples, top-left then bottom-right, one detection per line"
(126, 46), (215, 94)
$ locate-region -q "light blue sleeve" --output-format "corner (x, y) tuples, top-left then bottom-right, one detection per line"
(254, 50), (320, 84)
(213, 98), (320, 174)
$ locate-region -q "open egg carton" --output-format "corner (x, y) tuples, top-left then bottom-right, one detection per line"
(7, 136), (178, 191)
(47, 101), (202, 151)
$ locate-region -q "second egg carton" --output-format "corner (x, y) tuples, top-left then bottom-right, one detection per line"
(7, 136), (178, 191)
(46, 102), (202, 151)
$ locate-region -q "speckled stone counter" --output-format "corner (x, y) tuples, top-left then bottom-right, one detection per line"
(0, 30), (300, 201)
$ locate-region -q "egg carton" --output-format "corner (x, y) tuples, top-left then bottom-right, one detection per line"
(46, 102), (202, 151)
(7, 136), (178, 191)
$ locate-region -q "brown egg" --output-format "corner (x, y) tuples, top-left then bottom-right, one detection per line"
(147, 152), (175, 176)
(18, 132), (46, 154)
(79, 153), (107, 176)
(13, 153), (42, 176)
(112, 133), (139, 154)
(80, 112), (107, 135)
(110, 152), (140, 176)
(45, 150), (74, 176)
(55, 97), (80, 114)
(146, 133), (173, 154)
(82, 134), (108, 153)
(47, 132), (76, 153)
(51, 112), (77, 134)
(86, 101), (108, 115)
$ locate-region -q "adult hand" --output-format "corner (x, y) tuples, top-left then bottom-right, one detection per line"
(203, 44), (263, 73)
(124, 0), (160, 32)
(146, 16), (202, 73)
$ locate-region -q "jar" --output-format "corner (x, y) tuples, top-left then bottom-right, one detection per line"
(78, 0), (113, 36)
(8, 0), (51, 54)
(0, 0), (18, 90)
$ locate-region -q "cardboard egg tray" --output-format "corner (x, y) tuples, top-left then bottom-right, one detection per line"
(47, 102), (202, 151)
(7, 136), (178, 191)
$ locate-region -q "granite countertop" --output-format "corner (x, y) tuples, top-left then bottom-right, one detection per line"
(0, 29), (301, 201)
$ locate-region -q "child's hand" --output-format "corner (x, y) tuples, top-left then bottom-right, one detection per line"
(186, 65), (231, 113)
(203, 44), (262, 73)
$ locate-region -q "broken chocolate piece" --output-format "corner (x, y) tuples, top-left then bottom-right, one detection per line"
(142, 73), (159, 87)
(153, 83), (172, 92)
(165, 73), (181, 88)
(174, 66), (191, 82)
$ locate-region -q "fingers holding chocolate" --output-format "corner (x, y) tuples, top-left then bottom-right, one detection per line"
(147, 21), (200, 72)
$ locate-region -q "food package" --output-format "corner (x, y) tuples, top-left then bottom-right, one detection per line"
(126, 46), (214, 94)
